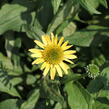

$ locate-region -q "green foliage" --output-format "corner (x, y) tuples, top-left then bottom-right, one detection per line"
(65, 82), (94, 109)
(0, 0), (109, 109)
(20, 89), (40, 109)
(51, 0), (61, 14)
(41, 78), (65, 107)
(0, 4), (27, 34)
(0, 99), (20, 109)
(0, 69), (21, 97)
(78, 0), (100, 14)
(47, 0), (78, 33)
(65, 25), (109, 47)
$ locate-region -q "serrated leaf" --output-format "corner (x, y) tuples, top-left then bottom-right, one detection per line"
(0, 69), (21, 98)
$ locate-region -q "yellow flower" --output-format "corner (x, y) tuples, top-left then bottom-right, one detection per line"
(29, 33), (77, 80)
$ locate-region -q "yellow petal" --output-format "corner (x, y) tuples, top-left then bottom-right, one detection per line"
(64, 55), (77, 59)
(50, 66), (56, 80)
(32, 58), (44, 65)
(40, 62), (47, 70)
(64, 50), (76, 55)
(61, 41), (69, 48)
(64, 58), (74, 64)
(28, 48), (41, 54)
(45, 35), (51, 44)
(55, 65), (63, 77)
(54, 35), (58, 44)
(42, 35), (47, 45)
(43, 64), (50, 76)
(59, 62), (69, 74)
(31, 53), (42, 58)
(62, 45), (72, 50)
(51, 33), (55, 43)
(34, 40), (44, 48)
(58, 37), (64, 46)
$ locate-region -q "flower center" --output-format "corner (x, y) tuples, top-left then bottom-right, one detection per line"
(42, 44), (64, 64)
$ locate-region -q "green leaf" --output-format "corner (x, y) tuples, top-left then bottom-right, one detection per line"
(12, 0), (36, 9)
(11, 37), (23, 75)
(0, 2), (36, 35)
(24, 24), (45, 40)
(54, 103), (62, 109)
(99, 0), (108, 8)
(65, 25), (109, 47)
(66, 30), (96, 47)
(26, 74), (36, 85)
(61, 70), (87, 84)
(51, 0), (61, 14)
(11, 77), (23, 86)
(47, 0), (77, 33)
(98, 85), (109, 100)
(93, 101), (109, 109)
(0, 69), (21, 98)
(64, 82), (94, 109)
(20, 89), (40, 109)
(97, 67), (109, 100)
(101, 66), (109, 83)
(23, 10), (45, 40)
(41, 79), (65, 107)
(0, 4), (27, 34)
(35, 0), (53, 30)
(62, 22), (76, 37)
(55, 20), (69, 35)
(78, 0), (100, 14)
(91, 48), (106, 67)
(87, 77), (104, 98)
(5, 32), (23, 75)
(0, 53), (13, 70)
(5, 32), (15, 58)
(0, 99), (21, 109)
(0, 53), (23, 75)
(87, 67), (109, 99)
